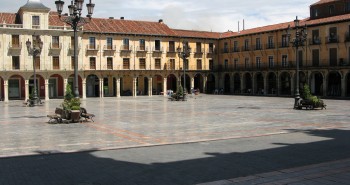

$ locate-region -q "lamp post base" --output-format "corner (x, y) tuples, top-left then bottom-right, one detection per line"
(294, 95), (301, 109)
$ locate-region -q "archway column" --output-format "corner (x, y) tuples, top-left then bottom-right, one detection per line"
(240, 74), (244, 94)
(341, 75), (346, 97)
(252, 73), (256, 95)
(190, 77), (194, 93)
(82, 77), (87, 99)
(148, 77), (153, 97)
(277, 73), (281, 96)
(263, 74), (268, 95)
(116, 77), (121, 98)
(133, 77), (137, 97)
(323, 74), (328, 97)
(4, 80), (8, 102)
(163, 77), (167, 97)
(99, 78), (104, 98)
(63, 78), (68, 96)
(203, 76), (207, 94)
(45, 79), (49, 101)
(25, 80), (29, 100)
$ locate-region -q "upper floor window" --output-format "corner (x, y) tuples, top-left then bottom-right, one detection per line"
(281, 35), (289, 47)
(139, 39), (145, 50)
(209, 43), (214, 53)
(312, 8), (318, 18)
(89, 37), (96, 49)
(12, 56), (20, 70)
(196, 42), (202, 53)
(168, 41), (175, 52)
(244, 39), (249, 50)
(256, 38), (261, 50)
(224, 59), (228, 69)
(233, 41), (238, 52)
(106, 37), (113, 49)
(32, 16), (40, 27)
(268, 36), (274, 48)
(329, 5), (335, 15)
(52, 36), (59, 48)
(224, 42), (228, 53)
(155, 40), (161, 51)
(11, 35), (20, 48)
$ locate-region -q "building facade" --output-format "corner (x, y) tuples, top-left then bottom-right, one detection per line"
(0, 0), (349, 102)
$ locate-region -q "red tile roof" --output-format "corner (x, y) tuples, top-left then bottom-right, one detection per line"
(172, 29), (221, 39)
(0, 13), (17, 24)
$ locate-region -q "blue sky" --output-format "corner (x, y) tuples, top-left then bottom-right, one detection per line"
(2, 0), (316, 32)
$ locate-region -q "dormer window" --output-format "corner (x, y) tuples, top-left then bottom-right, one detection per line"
(312, 8), (318, 18)
(32, 16), (40, 29)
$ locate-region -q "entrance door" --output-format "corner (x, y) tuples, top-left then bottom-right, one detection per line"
(330, 48), (337, 66)
(9, 79), (20, 98)
(49, 78), (57, 98)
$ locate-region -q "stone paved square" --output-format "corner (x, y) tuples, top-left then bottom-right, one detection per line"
(0, 95), (349, 157)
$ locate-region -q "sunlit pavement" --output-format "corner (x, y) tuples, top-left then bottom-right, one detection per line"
(0, 95), (349, 157)
(1, 95), (350, 185)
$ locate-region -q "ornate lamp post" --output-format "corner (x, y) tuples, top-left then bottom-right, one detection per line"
(55, 0), (95, 98)
(287, 16), (307, 109)
(177, 42), (191, 100)
(26, 35), (43, 106)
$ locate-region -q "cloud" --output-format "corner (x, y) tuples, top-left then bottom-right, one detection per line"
(2, 0), (316, 32)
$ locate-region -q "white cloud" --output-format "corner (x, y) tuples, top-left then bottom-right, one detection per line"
(1, 0), (316, 32)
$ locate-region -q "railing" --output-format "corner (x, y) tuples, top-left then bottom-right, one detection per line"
(103, 45), (116, 51)
(136, 46), (148, 52)
(9, 42), (22, 49)
(49, 43), (62, 50)
(207, 48), (216, 54)
(278, 42), (290, 48)
(32, 25), (40, 29)
(309, 38), (322, 45)
(86, 44), (99, 50)
(152, 47), (163, 53)
(221, 48), (229, 53)
(68, 44), (81, 51)
(195, 48), (204, 54)
(120, 45), (132, 51)
(241, 46), (250, 51)
(265, 43), (275, 49)
(253, 45), (263, 50)
(231, 47), (240, 53)
(326, 35), (339, 43)
(167, 47), (176, 53)
(0, 24), (23, 28)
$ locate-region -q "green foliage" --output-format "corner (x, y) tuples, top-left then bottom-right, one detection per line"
(303, 84), (320, 105)
(64, 84), (74, 101)
(177, 84), (184, 96)
(61, 84), (80, 111)
(29, 88), (35, 100)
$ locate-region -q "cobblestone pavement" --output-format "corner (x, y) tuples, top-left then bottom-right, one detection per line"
(0, 95), (349, 157)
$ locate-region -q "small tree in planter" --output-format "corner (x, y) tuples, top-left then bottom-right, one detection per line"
(61, 84), (81, 119)
(301, 84), (326, 109)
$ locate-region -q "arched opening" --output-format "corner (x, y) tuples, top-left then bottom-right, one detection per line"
(167, 74), (177, 92)
(347, 73), (350, 97)
(194, 73), (204, 93)
(0, 77), (4, 100)
(49, 74), (64, 99)
(310, 72), (323, 96)
(233, 73), (241, 94)
(267, 72), (277, 95)
(9, 75), (25, 100)
(142, 77), (148, 96)
(153, 75), (163, 95)
(206, 74), (215, 94)
(180, 74), (190, 93)
(86, 74), (99, 97)
(29, 74), (45, 99)
(255, 73), (264, 95)
(68, 74), (83, 97)
(243, 73), (252, 94)
(280, 72), (291, 95)
(224, 74), (231, 93)
(121, 76), (132, 96)
(328, 72), (341, 97)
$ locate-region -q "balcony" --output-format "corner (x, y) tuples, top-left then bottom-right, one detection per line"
(167, 47), (177, 53)
(120, 45), (132, 52)
(152, 47), (163, 53)
(265, 43), (275, 49)
(253, 45), (263, 51)
(278, 42), (290, 48)
(309, 38), (322, 45)
(194, 48), (204, 54)
(241, 46), (250, 52)
(326, 35), (339, 43)
(8, 42), (22, 50)
(86, 44), (99, 51)
(207, 48), (216, 54)
(49, 43), (62, 50)
(231, 47), (240, 53)
(103, 45), (116, 51)
(68, 44), (81, 53)
(221, 48), (229, 54)
(136, 46), (148, 52)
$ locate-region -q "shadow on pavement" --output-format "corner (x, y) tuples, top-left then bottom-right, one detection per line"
(0, 129), (350, 185)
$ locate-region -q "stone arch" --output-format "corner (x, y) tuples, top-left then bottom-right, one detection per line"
(167, 74), (177, 92)
(194, 73), (204, 93)
(243, 73), (252, 94)
(151, 74), (164, 95)
(224, 73), (231, 93)
(206, 73), (216, 94)
(29, 74), (45, 99)
(233, 73), (241, 94)
(86, 74), (99, 97)
(309, 71), (324, 96)
(254, 72), (264, 95)
(327, 71), (341, 97)
(180, 74), (191, 93)
(280, 72), (291, 95)
(49, 74), (64, 99)
(8, 74), (25, 100)
(267, 72), (277, 95)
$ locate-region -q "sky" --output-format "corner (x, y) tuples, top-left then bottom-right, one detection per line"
(1, 0), (317, 32)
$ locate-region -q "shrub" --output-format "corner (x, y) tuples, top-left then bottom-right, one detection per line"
(303, 84), (320, 105)
(61, 84), (80, 111)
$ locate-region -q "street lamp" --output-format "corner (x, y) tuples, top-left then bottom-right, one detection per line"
(287, 16), (307, 109)
(55, 0), (95, 98)
(177, 42), (191, 100)
(26, 35), (43, 106)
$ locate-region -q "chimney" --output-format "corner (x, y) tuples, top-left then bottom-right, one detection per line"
(243, 19), (245, 30)
(120, 17), (124, 20)
(109, 17), (114, 19)
(159, 19), (163, 24)
(238, 21), (240, 33)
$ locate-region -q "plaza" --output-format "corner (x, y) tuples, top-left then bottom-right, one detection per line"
(0, 95), (350, 184)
